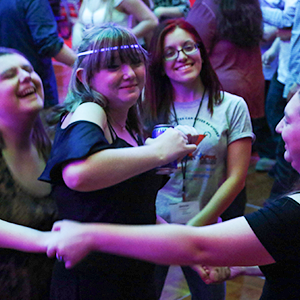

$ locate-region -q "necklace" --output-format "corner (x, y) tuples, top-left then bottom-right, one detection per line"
(110, 117), (127, 131)
(171, 88), (206, 202)
(172, 88), (206, 128)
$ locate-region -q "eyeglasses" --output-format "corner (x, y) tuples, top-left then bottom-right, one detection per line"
(163, 42), (199, 61)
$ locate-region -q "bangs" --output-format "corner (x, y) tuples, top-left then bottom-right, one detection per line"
(98, 44), (147, 69)
(77, 24), (148, 77)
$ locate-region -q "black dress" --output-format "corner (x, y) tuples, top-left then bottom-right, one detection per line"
(245, 195), (300, 300)
(0, 152), (57, 300)
(40, 120), (168, 300)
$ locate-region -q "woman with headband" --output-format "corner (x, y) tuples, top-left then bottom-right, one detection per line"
(39, 24), (197, 300)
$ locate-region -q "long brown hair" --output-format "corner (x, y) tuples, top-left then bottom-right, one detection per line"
(0, 47), (51, 161)
(142, 18), (223, 135)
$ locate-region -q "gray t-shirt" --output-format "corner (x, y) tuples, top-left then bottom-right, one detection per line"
(156, 91), (254, 223)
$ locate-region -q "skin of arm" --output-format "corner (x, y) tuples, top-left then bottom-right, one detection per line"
(287, 83), (300, 101)
(195, 265), (263, 284)
(262, 36), (280, 65)
(119, 0), (158, 38)
(54, 44), (77, 67)
(0, 220), (54, 253)
(186, 137), (252, 226)
(47, 216), (275, 269)
(154, 6), (185, 19)
(62, 103), (196, 192)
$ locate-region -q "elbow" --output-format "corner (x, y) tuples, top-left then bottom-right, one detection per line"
(62, 163), (89, 192)
(150, 17), (159, 30)
(144, 16), (159, 32)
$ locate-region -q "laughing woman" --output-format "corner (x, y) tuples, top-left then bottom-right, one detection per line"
(0, 47), (57, 300)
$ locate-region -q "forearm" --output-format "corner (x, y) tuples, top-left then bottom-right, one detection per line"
(131, 19), (158, 38)
(0, 220), (48, 253)
(187, 176), (245, 226)
(229, 266), (263, 279)
(122, 0), (158, 38)
(54, 44), (77, 67)
(154, 7), (185, 19)
(187, 138), (251, 226)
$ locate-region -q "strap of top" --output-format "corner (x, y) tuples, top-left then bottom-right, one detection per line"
(107, 120), (140, 145)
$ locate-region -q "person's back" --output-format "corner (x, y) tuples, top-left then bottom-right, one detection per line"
(186, 0), (265, 119)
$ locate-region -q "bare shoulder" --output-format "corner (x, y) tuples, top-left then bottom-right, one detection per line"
(69, 102), (107, 130)
(288, 193), (300, 204)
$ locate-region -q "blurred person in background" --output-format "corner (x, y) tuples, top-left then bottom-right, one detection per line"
(0, 0), (77, 108)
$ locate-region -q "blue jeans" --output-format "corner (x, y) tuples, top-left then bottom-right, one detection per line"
(265, 73), (286, 143)
(155, 265), (226, 300)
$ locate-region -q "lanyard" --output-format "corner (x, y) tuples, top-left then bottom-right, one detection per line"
(171, 88), (206, 202)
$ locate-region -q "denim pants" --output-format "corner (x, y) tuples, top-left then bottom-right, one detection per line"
(265, 73), (286, 142)
(155, 265), (226, 300)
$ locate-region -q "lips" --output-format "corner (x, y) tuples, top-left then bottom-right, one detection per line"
(17, 86), (36, 97)
(120, 84), (137, 89)
(175, 63), (193, 71)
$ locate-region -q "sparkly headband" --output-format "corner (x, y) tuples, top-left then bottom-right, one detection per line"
(77, 44), (140, 57)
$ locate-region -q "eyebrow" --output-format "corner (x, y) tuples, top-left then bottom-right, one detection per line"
(0, 67), (16, 79)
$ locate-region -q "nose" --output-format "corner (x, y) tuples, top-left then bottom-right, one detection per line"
(177, 49), (188, 61)
(121, 64), (135, 80)
(19, 68), (31, 82)
(275, 118), (283, 134)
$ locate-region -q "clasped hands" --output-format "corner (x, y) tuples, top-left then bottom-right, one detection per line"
(46, 219), (233, 286)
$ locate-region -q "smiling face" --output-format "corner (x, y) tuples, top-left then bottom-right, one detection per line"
(0, 53), (44, 120)
(163, 27), (202, 87)
(90, 53), (146, 112)
(276, 91), (300, 173)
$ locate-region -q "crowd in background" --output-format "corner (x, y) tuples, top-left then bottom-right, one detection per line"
(0, 0), (300, 299)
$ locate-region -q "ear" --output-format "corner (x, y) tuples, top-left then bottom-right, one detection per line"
(76, 68), (85, 83)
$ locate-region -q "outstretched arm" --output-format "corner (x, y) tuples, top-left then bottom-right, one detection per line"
(47, 217), (275, 269)
(0, 220), (53, 253)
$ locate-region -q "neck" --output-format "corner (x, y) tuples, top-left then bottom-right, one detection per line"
(108, 110), (129, 132)
(0, 117), (37, 152)
(172, 78), (205, 103)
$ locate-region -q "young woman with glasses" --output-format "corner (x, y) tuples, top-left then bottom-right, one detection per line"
(140, 18), (254, 300)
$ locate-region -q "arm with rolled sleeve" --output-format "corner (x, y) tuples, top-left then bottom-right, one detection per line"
(261, 0), (297, 28)
(25, 0), (76, 66)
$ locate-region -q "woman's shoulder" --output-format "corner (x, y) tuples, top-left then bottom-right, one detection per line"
(63, 102), (107, 130)
(287, 193), (300, 205)
(218, 91), (248, 109)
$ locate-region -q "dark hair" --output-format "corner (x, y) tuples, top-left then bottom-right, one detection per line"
(217, 0), (263, 47)
(142, 18), (223, 135)
(51, 24), (148, 136)
(0, 47), (51, 160)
